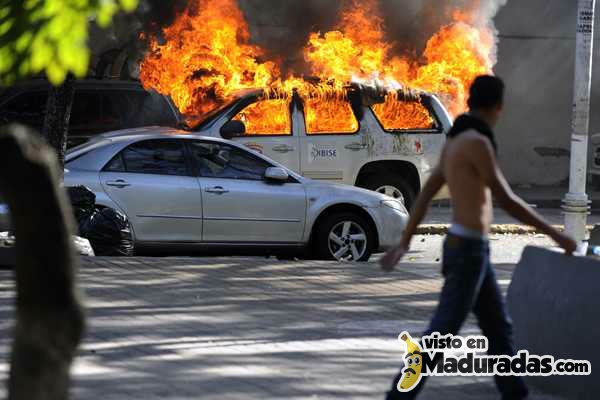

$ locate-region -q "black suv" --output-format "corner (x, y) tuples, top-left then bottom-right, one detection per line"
(0, 79), (182, 147)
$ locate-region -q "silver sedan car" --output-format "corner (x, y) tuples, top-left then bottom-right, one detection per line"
(57, 127), (408, 261)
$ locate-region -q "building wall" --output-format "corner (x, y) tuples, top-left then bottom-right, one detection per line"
(494, 0), (600, 185)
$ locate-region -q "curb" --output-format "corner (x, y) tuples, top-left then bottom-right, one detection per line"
(415, 224), (594, 235)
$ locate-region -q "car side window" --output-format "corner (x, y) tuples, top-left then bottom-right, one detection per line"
(371, 94), (439, 131)
(0, 91), (48, 129)
(231, 98), (291, 135)
(188, 141), (271, 181)
(303, 96), (358, 135)
(69, 91), (102, 130)
(2, 91), (48, 114)
(104, 153), (126, 172)
(113, 140), (188, 176)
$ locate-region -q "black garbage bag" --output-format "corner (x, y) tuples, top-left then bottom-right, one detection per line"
(79, 208), (133, 257)
(66, 185), (96, 224)
(79, 207), (134, 257)
(66, 186), (134, 256)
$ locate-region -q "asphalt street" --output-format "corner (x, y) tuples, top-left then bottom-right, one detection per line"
(0, 232), (568, 399)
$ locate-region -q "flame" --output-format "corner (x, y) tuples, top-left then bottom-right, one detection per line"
(305, 96), (359, 134)
(140, 0), (496, 133)
(411, 22), (494, 116)
(372, 93), (436, 130)
(139, 0), (278, 119)
(304, 0), (389, 83)
(233, 98), (291, 135)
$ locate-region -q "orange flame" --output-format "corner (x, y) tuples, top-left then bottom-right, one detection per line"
(304, 0), (390, 83)
(140, 0), (496, 132)
(233, 98), (291, 135)
(139, 0), (278, 119)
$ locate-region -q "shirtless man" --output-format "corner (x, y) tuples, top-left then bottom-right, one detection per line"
(380, 75), (577, 400)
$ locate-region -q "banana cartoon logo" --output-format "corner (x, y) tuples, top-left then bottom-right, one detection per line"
(398, 332), (424, 392)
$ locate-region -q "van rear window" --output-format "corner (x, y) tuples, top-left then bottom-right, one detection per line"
(371, 94), (438, 131)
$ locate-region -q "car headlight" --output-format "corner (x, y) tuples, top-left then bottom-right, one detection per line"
(381, 199), (405, 211)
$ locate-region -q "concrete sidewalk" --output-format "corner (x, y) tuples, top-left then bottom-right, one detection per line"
(0, 235), (566, 399)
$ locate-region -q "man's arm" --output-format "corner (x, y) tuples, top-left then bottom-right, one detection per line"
(472, 139), (577, 254)
(380, 165), (445, 271)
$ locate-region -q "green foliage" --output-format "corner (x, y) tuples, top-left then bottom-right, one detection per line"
(0, 0), (139, 86)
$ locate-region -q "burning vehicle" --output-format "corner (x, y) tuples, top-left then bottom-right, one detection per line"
(137, 0), (499, 207)
(192, 82), (452, 209)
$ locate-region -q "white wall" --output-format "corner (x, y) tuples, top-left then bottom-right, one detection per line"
(494, 0), (600, 185)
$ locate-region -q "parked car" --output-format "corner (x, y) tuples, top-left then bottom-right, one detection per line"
(193, 85), (452, 209)
(60, 127), (408, 261)
(0, 79), (182, 148)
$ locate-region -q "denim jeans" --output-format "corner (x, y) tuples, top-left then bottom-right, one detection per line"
(386, 233), (529, 400)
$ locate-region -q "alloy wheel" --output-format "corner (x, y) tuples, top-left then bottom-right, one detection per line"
(327, 220), (368, 261)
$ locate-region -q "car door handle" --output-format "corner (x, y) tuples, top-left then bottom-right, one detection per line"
(105, 179), (131, 188)
(344, 143), (366, 151)
(205, 186), (229, 194)
(272, 144), (294, 153)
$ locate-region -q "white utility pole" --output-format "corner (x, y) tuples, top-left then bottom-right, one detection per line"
(563, 0), (596, 244)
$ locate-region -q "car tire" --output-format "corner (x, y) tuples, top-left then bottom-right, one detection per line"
(315, 212), (375, 262)
(359, 173), (415, 211)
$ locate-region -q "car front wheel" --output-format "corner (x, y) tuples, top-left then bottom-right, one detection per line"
(316, 212), (374, 262)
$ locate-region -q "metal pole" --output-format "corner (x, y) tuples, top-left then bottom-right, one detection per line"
(563, 0), (596, 244)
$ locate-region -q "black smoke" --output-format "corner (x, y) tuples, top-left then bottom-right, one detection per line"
(236, 0), (343, 75)
(89, 0), (507, 78)
(236, 0), (508, 73)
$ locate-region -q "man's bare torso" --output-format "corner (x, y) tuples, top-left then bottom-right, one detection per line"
(441, 130), (494, 235)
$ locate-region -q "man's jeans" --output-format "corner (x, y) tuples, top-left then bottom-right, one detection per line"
(386, 233), (529, 400)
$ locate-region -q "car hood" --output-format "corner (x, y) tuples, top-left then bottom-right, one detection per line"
(302, 179), (401, 208)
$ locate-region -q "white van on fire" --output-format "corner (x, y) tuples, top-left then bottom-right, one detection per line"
(194, 83), (452, 209)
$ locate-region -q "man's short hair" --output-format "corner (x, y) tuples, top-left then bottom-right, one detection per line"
(467, 75), (504, 110)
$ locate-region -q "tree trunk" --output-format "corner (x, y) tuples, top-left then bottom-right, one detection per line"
(0, 124), (85, 400)
(42, 75), (75, 170)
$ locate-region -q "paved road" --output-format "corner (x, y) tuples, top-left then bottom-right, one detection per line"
(0, 235), (564, 399)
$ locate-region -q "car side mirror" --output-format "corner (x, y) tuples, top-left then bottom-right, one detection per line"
(264, 167), (289, 182)
(220, 120), (245, 140)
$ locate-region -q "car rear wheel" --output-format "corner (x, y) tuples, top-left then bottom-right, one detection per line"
(315, 212), (374, 262)
(359, 173), (415, 211)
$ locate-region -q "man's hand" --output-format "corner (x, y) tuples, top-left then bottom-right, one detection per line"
(551, 232), (577, 255)
(380, 241), (409, 272)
